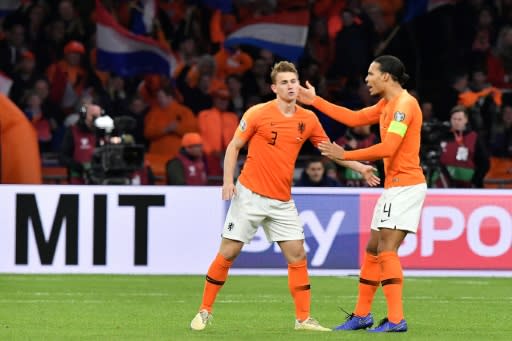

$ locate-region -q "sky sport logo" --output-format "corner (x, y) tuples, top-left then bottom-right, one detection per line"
(231, 193), (360, 269)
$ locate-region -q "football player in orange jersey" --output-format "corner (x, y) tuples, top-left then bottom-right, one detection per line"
(299, 55), (427, 333)
(190, 61), (380, 332)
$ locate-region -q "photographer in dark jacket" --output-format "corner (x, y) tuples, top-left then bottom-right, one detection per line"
(59, 104), (102, 184)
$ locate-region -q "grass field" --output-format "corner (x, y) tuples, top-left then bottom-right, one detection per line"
(1, 274), (511, 340)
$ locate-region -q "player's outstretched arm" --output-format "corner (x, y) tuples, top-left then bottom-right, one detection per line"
(298, 81), (379, 127)
(318, 133), (403, 162)
(317, 141), (380, 186)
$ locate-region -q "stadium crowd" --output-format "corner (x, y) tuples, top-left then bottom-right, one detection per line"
(1, 0), (512, 188)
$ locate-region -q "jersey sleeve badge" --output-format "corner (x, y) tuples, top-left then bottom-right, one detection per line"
(239, 118), (247, 132)
(394, 111), (406, 122)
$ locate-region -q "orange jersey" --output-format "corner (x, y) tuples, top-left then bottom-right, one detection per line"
(237, 100), (328, 201)
(313, 90), (425, 188)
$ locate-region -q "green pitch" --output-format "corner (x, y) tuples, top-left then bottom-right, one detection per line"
(1, 275), (510, 340)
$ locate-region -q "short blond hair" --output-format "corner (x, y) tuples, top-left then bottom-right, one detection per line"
(270, 61), (298, 84)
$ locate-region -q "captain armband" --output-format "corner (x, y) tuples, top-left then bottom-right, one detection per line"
(387, 121), (408, 137)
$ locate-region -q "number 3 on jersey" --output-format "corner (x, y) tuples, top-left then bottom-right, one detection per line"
(268, 131), (278, 145)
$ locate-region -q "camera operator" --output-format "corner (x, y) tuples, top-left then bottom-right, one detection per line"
(436, 105), (490, 188)
(59, 104), (102, 184)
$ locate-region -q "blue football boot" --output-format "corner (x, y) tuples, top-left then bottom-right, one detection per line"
(333, 312), (374, 331)
(367, 318), (408, 332)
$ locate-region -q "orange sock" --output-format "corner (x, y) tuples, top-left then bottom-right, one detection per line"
(199, 253), (233, 313)
(354, 252), (380, 317)
(288, 259), (311, 321)
(379, 251), (404, 323)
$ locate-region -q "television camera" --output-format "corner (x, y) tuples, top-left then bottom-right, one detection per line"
(88, 115), (145, 185)
(420, 120), (450, 187)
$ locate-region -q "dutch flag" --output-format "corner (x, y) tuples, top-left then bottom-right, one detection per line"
(95, 0), (176, 77)
(224, 11), (309, 62)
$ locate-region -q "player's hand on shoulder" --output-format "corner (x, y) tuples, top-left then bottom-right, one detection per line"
(222, 183), (237, 200)
(318, 140), (345, 161)
(297, 80), (316, 105)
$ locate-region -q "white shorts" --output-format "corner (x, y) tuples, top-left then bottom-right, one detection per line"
(371, 183), (427, 233)
(222, 182), (304, 243)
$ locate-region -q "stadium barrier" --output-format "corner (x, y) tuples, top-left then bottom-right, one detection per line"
(1, 185), (511, 276)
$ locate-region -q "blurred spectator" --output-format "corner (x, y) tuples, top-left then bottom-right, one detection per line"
(436, 105), (490, 188)
(335, 125), (380, 187)
(470, 6), (497, 67)
(209, 9), (237, 49)
(420, 100), (435, 123)
(46, 40), (88, 112)
(197, 85), (239, 177)
(103, 73), (128, 115)
(175, 56), (215, 114)
(56, 0), (86, 42)
(459, 68), (502, 136)
(137, 74), (165, 107)
(214, 46), (253, 80)
(22, 91), (53, 153)
(304, 17), (334, 75)
(435, 71), (469, 122)
(33, 77), (64, 136)
(0, 93), (42, 184)
(184, 54), (223, 90)
(329, 8), (375, 82)
(487, 25), (512, 88)
(485, 104), (512, 188)
(59, 104), (102, 184)
(9, 50), (42, 105)
(242, 58), (273, 102)
(123, 95), (149, 148)
(144, 86), (197, 176)
(226, 74), (247, 117)
(35, 19), (67, 71)
(0, 23), (27, 76)
(24, 3), (48, 50)
(166, 132), (207, 185)
(295, 156), (341, 187)
(173, 36), (199, 79)
(491, 104), (512, 157)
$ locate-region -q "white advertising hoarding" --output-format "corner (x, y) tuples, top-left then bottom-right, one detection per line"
(0, 185), (223, 274)
(1, 185), (511, 276)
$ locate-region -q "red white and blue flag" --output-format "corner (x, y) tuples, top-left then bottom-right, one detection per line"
(224, 11), (309, 62)
(95, 0), (176, 77)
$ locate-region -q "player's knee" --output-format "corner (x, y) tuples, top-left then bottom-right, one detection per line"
(284, 249), (306, 264)
(365, 246), (378, 255)
(219, 238), (243, 260)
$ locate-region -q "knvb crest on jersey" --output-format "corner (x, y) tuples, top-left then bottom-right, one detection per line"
(298, 121), (305, 134)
